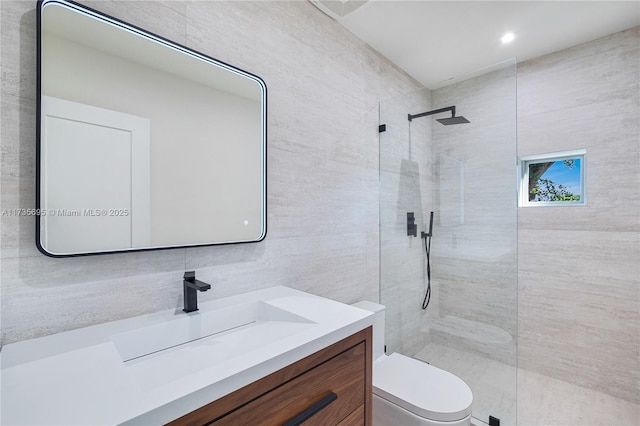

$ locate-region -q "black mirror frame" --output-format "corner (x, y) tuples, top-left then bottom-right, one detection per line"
(36, 0), (267, 257)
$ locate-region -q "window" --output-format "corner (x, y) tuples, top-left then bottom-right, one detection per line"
(518, 149), (586, 206)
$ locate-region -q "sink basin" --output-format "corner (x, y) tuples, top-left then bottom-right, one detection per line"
(112, 300), (315, 363)
(1, 286), (374, 425)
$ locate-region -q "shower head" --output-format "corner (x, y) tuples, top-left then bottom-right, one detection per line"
(408, 105), (470, 125)
(436, 115), (470, 126)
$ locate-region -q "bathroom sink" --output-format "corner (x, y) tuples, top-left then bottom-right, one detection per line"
(1, 286), (374, 425)
(111, 300), (315, 363)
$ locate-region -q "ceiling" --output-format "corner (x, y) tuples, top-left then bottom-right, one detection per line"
(312, 1), (640, 88)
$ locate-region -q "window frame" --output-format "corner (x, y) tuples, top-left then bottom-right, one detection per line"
(518, 149), (586, 207)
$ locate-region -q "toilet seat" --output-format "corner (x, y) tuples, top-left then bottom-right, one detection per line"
(373, 353), (473, 422)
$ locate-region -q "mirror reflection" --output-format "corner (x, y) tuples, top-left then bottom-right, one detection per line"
(38, 0), (267, 256)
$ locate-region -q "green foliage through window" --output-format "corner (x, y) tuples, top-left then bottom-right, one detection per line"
(528, 160), (580, 202)
(519, 151), (585, 206)
(530, 178), (581, 201)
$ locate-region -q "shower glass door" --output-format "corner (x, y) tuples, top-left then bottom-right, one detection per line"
(379, 59), (517, 425)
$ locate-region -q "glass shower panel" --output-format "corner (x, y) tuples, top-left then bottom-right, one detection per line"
(379, 59), (517, 425)
(379, 87), (433, 357)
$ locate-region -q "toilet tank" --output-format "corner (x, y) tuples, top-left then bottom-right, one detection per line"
(351, 301), (385, 361)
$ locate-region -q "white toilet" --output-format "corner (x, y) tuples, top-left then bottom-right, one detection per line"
(353, 301), (473, 426)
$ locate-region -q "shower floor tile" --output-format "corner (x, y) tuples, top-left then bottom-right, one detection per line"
(517, 368), (639, 426)
(415, 342), (639, 426)
(415, 342), (516, 425)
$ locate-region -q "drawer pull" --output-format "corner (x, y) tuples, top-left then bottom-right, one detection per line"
(283, 392), (338, 426)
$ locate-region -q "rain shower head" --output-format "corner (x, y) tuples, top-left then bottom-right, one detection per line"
(436, 115), (470, 125)
(408, 105), (470, 126)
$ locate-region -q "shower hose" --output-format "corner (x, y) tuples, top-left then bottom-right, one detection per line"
(422, 231), (432, 310)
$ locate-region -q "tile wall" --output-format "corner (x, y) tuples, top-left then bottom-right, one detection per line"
(0, 0), (423, 345)
(431, 64), (518, 365)
(517, 26), (640, 404)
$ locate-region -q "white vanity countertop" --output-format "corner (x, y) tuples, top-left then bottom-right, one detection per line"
(0, 286), (373, 425)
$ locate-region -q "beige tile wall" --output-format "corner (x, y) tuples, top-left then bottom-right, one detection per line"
(431, 65), (518, 353)
(517, 26), (640, 404)
(0, 0), (423, 345)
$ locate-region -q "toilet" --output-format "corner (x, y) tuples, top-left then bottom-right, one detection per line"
(352, 301), (473, 426)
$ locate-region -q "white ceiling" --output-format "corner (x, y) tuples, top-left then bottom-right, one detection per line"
(317, 1), (640, 88)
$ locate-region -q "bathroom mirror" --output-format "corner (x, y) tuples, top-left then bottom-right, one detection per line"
(37, 0), (267, 257)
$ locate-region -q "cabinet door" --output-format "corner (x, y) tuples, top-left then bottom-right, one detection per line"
(214, 343), (365, 425)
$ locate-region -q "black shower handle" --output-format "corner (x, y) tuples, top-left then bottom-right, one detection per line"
(407, 212), (417, 237)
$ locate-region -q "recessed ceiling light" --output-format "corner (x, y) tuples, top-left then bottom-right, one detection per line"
(501, 32), (515, 44)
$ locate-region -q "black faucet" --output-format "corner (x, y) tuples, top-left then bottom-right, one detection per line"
(183, 271), (211, 313)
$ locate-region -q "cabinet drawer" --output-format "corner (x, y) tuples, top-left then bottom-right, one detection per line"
(166, 327), (372, 426)
(215, 342), (365, 425)
(337, 405), (365, 426)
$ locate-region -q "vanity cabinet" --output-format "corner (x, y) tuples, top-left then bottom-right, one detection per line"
(167, 327), (372, 426)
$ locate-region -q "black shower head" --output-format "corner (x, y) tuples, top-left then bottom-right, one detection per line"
(436, 115), (470, 126)
(408, 105), (470, 125)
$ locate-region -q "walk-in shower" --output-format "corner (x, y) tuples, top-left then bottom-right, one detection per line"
(407, 106), (469, 312)
(379, 60), (517, 425)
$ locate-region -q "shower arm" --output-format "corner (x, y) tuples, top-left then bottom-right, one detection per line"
(408, 106), (456, 122)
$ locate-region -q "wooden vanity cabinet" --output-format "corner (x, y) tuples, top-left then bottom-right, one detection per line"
(167, 327), (372, 426)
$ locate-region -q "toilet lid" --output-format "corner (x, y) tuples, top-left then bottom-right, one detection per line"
(373, 353), (473, 422)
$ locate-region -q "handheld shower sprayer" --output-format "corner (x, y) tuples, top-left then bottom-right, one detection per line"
(421, 211), (434, 239)
(421, 212), (434, 310)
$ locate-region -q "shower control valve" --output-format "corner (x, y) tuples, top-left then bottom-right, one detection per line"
(407, 212), (417, 237)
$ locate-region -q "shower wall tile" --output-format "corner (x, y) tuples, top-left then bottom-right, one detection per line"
(432, 64), (516, 131)
(518, 96), (640, 233)
(518, 229), (640, 404)
(379, 88), (432, 175)
(0, 0), (423, 345)
(435, 254), (517, 338)
(517, 26), (640, 404)
(430, 65), (518, 367)
(517, 27), (639, 119)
